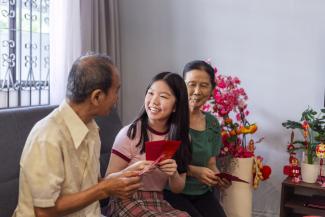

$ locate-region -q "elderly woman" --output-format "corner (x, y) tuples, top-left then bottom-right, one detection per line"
(164, 60), (230, 217)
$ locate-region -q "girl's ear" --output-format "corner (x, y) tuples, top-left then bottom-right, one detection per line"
(90, 89), (103, 106)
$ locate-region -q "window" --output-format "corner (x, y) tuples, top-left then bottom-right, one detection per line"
(0, 0), (50, 108)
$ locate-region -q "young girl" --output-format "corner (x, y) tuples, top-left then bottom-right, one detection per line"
(106, 72), (191, 217)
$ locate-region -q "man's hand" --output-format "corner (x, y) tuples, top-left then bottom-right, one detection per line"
(101, 171), (141, 199)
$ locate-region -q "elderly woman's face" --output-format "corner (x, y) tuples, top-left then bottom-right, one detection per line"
(184, 69), (213, 110)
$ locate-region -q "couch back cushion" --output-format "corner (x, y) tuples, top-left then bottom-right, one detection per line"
(0, 105), (121, 217)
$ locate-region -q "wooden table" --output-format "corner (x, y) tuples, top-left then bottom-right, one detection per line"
(280, 177), (325, 217)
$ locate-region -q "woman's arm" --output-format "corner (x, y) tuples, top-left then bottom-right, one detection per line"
(208, 156), (231, 189)
(207, 156), (219, 173)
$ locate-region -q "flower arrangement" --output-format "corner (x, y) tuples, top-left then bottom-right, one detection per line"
(203, 63), (271, 188)
(282, 108), (325, 165)
(203, 67), (261, 158)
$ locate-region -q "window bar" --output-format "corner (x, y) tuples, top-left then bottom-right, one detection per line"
(28, 0), (32, 106)
(18, 0), (22, 106)
(39, 0), (42, 104)
(6, 1), (17, 107)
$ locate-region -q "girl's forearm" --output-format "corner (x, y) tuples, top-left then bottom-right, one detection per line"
(168, 172), (186, 193)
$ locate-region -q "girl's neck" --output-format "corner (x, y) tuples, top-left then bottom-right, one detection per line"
(147, 120), (169, 135)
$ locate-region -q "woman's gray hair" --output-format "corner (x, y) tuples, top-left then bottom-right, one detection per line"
(66, 53), (115, 103)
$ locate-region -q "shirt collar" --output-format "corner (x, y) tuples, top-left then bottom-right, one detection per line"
(59, 100), (99, 149)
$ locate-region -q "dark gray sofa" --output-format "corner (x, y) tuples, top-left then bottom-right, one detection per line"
(0, 105), (122, 217)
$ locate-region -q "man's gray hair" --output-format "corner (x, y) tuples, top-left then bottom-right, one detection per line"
(66, 53), (115, 103)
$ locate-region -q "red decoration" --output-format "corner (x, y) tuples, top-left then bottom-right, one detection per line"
(283, 153), (301, 183)
(261, 165), (271, 180)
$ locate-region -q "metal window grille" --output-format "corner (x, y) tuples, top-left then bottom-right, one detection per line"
(0, 0), (50, 109)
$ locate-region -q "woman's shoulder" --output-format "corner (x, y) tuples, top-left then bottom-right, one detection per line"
(203, 111), (220, 127)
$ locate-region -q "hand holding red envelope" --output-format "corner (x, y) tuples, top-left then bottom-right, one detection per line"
(139, 140), (181, 175)
(216, 172), (249, 183)
(145, 140), (181, 161)
(139, 154), (165, 175)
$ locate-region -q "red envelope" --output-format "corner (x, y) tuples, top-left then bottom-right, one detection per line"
(215, 172), (249, 183)
(145, 140), (181, 161)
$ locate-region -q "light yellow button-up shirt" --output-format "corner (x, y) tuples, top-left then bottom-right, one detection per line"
(13, 101), (101, 217)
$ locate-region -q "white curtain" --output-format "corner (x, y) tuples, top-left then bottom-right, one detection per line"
(49, 0), (120, 105)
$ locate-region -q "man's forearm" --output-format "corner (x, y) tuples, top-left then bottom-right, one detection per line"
(34, 182), (105, 217)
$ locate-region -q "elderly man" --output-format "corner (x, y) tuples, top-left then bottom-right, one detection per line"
(13, 54), (142, 217)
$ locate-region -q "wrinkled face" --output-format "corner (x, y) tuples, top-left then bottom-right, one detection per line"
(99, 68), (120, 115)
(145, 80), (176, 124)
(184, 69), (212, 110)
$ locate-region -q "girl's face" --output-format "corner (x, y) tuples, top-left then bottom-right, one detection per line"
(184, 69), (213, 110)
(145, 80), (176, 125)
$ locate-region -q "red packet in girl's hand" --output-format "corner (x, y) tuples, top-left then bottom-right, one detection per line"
(215, 172), (249, 183)
(163, 140), (181, 159)
(139, 154), (165, 175)
(145, 140), (181, 161)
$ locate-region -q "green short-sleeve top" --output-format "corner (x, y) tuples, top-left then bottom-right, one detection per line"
(182, 112), (222, 195)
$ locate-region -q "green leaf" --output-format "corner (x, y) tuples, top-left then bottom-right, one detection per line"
(282, 121), (303, 129)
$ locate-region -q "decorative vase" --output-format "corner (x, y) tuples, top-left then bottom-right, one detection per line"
(301, 162), (320, 183)
(221, 157), (253, 217)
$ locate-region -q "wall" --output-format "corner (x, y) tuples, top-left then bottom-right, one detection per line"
(118, 0), (325, 216)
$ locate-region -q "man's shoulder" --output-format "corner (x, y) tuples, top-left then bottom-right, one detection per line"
(35, 107), (63, 127)
(29, 108), (67, 142)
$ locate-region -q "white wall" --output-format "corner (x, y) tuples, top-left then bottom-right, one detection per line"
(119, 0), (325, 216)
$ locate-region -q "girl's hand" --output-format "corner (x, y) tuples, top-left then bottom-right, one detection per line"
(158, 159), (178, 177)
(197, 167), (219, 186)
(124, 160), (153, 172)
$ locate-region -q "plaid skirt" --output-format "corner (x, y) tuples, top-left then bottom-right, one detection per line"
(107, 191), (190, 217)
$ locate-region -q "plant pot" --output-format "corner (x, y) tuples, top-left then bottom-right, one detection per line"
(301, 162), (320, 183)
(221, 157), (253, 217)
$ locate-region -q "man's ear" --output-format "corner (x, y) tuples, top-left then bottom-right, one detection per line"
(90, 89), (103, 106)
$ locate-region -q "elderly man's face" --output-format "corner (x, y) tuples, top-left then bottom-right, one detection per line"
(99, 68), (120, 115)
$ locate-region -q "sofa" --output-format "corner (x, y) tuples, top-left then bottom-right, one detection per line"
(0, 105), (122, 217)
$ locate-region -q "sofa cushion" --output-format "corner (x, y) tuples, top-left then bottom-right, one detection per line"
(0, 105), (121, 217)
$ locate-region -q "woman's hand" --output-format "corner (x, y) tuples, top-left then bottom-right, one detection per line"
(158, 159), (178, 177)
(196, 167), (219, 186)
(214, 176), (232, 189)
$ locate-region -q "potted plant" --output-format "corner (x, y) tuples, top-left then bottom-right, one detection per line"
(203, 63), (271, 217)
(282, 108), (325, 183)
